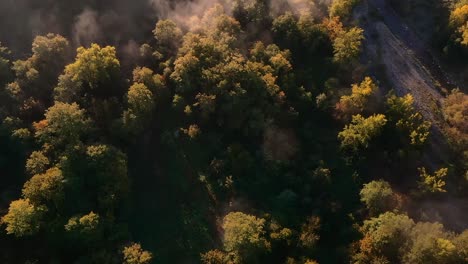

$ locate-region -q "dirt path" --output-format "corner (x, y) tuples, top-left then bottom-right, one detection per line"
(368, 0), (459, 91)
(355, 1), (467, 231)
(358, 1), (447, 127)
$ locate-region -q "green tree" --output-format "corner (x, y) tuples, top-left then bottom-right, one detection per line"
(232, 0), (271, 29)
(338, 114), (387, 152)
(360, 180), (395, 215)
(122, 243), (153, 264)
(1, 198), (45, 237)
(272, 12), (300, 51)
(330, 0), (361, 19)
(85, 145), (129, 210)
(153, 19), (183, 58)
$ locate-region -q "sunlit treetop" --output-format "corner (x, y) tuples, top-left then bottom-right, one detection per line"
(338, 114), (387, 152)
(1, 198), (45, 237)
(22, 167), (64, 206)
(55, 44), (120, 102)
(329, 0), (361, 19)
(122, 243), (153, 264)
(222, 212), (269, 252)
(338, 76), (378, 116)
(34, 102), (91, 148)
(65, 211), (100, 233)
(66, 44), (120, 88)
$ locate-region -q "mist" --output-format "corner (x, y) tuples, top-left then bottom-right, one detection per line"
(0, 0), (156, 57)
(0, 0), (333, 58)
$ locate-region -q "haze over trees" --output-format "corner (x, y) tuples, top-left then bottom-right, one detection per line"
(0, 0), (466, 263)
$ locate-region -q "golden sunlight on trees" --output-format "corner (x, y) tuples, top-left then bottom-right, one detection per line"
(443, 89), (468, 150)
(333, 26), (364, 64)
(450, 3), (468, 46)
(25, 150), (49, 175)
(1, 198), (45, 237)
(338, 114), (387, 152)
(34, 102), (90, 148)
(417, 167), (448, 194)
(122, 243), (153, 264)
(330, 0), (361, 19)
(386, 92), (431, 146)
(65, 211), (100, 233)
(22, 167), (64, 206)
(123, 83), (155, 132)
(338, 76), (378, 116)
(222, 211), (269, 262)
(55, 44), (120, 102)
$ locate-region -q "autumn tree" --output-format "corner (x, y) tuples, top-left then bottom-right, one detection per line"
(403, 222), (456, 264)
(386, 92), (431, 146)
(25, 150), (49, 175)
(232, 0), (271, 30)
(22, 167), (64, 206)
(153, 19), (183, 58)
(330, 0), (361, 19)
(333, 26), (364, 64)
(299, 216), (320, 249)
(417, 167), (448, 194)
(338, 114), (387, 152)
(443, 89), (468, 151)
(1, 198), (45, 237)
(0, 42), (11, 88)
(7, 34), (70, 118)
(338, 76), (378, 117)
(354, 212), (467, 263)
(170, 6), (293, 135)
(34, 102), (91, 149)
(352, 212), (415, 263)
(65, 211), (100, 234)
(453, 230), (468, 262)
(201, 249), (228, 264)
(55, 44), (121, 103)
(122, 243), (153, 264)
(122, 83), (155, 133)
(222, 212), (269, 262)
(449, 3), (468, 47)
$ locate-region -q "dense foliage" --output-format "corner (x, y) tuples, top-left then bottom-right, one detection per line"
(0, 0), (466, 263)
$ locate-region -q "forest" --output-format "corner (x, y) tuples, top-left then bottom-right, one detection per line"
(0, 0), (467, 263)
